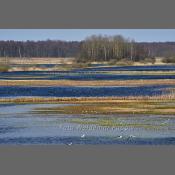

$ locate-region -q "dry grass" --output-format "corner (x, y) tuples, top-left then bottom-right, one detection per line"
(30, 95), (175, 115)
(1, 94), (175, 115)
(0, 57), (75, 65)
(0, 93), (175, 103)
(1, 79), (175, 87)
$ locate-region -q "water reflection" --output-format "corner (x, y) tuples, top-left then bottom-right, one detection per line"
(0, 104), (175, 145)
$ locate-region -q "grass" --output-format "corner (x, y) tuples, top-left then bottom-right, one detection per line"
(32, 99), (175, 115)
(0, 86), (175, 116)
(0, 56), (173, 72)
(0, 57), (75, 65)
(0, 57), (175, 116)
(21, 96), (174, 129)
(2, 94), (172, 115)
(0, 64), (10, 72)
(0, 97), (173, 130)
(162, 57), (175, 63)
(7, 62), (94, 72)
(0, 62), (10, 72)
(1, 79), (175, 87)
(0, 94), (175, 103)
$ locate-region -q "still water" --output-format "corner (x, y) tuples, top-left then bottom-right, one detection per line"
(0, 104), (175, 145)
(0, 85), (171, 97)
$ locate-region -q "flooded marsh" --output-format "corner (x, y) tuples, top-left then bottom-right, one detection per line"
(0, 65), (175, 145)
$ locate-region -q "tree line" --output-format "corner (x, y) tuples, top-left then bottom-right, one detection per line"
(0, 40), (80, 58)
(0, 35), (175, 62)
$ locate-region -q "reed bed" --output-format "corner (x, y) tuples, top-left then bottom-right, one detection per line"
(1, 79), (175, 87)
(30, 94), (175, 115)
(0, 93), (175, 103)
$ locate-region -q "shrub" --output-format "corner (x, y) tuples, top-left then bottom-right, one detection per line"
(108, 59), (117, 65)
(0, 64), (10, 72)
(141, 57), (156, 64)
(162, 57), (175, 63)
(115, 58), (134, 66)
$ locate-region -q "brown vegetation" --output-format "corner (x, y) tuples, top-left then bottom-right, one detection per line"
(1, 79), (175, 87)
(0, 93), (175, 103)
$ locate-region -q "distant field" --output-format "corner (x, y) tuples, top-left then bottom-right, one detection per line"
(0, 57), (75, 65)
(0, 57), (172, 66)
(0, 56), (174, 72)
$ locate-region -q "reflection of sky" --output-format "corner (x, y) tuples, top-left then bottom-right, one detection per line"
(0, 29), (175, 42)
(0, 104), (175, 144)
(0, 85), (171, 97)
(0, 104), (175, 139)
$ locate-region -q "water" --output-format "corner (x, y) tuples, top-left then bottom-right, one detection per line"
(1, 65), (175, 81)
(0, 65), (175, 145)
(77, 65), (175, 72)
(0, 85), (171, 97)
(0, 104), (175, 145)
(1, 71), (175, 80)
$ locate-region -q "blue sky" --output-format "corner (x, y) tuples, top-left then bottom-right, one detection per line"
(0, 29), (175, 42)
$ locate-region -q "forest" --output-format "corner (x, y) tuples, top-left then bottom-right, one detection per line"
(0, 40), (80, 58)
(0, 35), (175, 62)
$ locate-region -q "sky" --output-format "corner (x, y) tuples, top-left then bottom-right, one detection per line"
(0, 29), (175, 42)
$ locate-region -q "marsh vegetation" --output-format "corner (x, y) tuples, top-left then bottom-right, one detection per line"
(1, 35), (175, 144)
